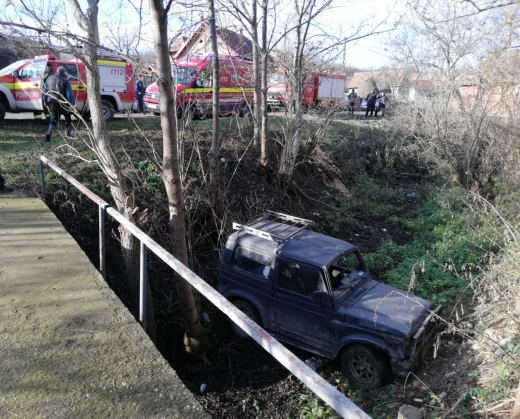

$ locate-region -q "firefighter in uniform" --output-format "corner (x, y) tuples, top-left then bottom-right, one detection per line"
(34, 65), (53, 122)
(43, 65), (52, 119)
(43, 66), (75, 142)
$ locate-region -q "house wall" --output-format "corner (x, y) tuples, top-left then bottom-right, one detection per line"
(457, 84), (517, 113)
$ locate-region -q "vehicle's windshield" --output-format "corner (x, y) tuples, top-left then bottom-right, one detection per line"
(328, 251), (365, 293)
(0, 60), (28, 77)
(268, 73), (287, 85)
(172, 66), (197, 85)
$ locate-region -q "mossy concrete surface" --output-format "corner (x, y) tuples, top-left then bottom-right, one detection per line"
(0, 195), (210, 419)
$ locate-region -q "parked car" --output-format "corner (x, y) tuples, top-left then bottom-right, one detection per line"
(218, 211), (441, 388)
(359, 98), (367, 111)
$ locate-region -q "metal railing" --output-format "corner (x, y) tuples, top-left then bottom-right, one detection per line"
(38, 155), (371, 419)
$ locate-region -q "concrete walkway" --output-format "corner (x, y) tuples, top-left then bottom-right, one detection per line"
(0, 195), (210, 419)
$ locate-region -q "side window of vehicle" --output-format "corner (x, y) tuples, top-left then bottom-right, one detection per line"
(233, 246), (271, 280)
(20, 61), (45, 79)
(277, 260), (326, 297)
(60, 64), (79, 81)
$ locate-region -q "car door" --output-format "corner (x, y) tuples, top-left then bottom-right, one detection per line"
(271, 259), (334, 353)
(14, 59), (47, 111)
(57, 61), (87, 111)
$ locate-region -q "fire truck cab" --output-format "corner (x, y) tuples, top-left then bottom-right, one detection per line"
(0, 53), (135, 122)
(144, 54), (254, 119)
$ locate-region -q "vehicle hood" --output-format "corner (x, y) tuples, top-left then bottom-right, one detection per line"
(146, 82), (158, 94)
(145, 83), (187, 95)
(340, 280), (435, 339)
(267, 85), (286, 96)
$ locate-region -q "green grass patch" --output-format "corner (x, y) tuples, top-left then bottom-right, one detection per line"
(365, 186), (506, 308)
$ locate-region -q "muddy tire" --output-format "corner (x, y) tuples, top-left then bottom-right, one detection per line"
(101, 99), (115, 122)
(240, 104), (251, 118)
(231, 300), (260, 338)
(340, 344), (390, 388)
(177, 105), (195, 122)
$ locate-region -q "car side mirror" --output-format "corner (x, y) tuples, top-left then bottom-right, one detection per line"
(313, 291), (331, 306)
(12, 71), (19, 79)
(196, 79), (203, 88)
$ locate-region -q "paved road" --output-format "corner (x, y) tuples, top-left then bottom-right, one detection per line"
(0, 195), (209, 419)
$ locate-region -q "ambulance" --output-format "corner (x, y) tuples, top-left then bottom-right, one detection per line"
(144, 54), (254, 118)
(0, 53), (135, 122)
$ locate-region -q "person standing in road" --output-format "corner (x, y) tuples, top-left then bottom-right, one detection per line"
(43, 66), (75, 142)
(365, 88), (378, 118)
(375, 92), (388, 117)
(135, 75), (145, 115)
(347, 89), (357, 115)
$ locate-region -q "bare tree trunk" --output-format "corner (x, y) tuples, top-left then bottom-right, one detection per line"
(67, 0), (142, 314)
(278, 0), (320, 181)
(148, 0), (207, 357)
(207, 0), (222, 218)
(260, 0), (269, 167)
(251, 1), (261, 152)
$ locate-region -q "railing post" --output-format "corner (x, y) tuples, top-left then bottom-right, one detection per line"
(99, 205), (107, 277)
(139, 241), (147, 330)
(39, 160), (45, 198)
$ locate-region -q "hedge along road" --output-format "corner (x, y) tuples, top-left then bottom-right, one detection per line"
(0, 195), (209, 419)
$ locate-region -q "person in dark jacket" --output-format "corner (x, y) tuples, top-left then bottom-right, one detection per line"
(44, 66), (75, 142)
(375, 92), (388, 117)
(135, 75), (145, 115)
(365, 88), (378, 118)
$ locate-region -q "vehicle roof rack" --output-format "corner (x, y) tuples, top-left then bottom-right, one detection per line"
(233, 211), (314, 243)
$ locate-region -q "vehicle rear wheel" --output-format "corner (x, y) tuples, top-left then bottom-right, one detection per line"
(340, 344), (390, 388)
(240, 104), (251, 118)
(101, 99), (115, 122)
(177, 105), (195, 123)
(0, 102), (5, 121)
(231, 300), (261, 338)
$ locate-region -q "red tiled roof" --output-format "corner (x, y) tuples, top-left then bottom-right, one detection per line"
(216, 26), (253, 59)
(172, 22), (253, 60)
(347, 72), (377, 89)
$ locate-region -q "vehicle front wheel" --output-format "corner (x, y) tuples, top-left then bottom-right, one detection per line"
(230, 300), (261, 338)
(340, 344), (390, 388)
(101, 99), (115, 122)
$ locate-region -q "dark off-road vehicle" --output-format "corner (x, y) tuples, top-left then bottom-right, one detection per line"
(218, 212), (441, 388)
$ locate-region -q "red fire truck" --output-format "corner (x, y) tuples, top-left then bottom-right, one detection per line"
(267, 71), (346, 111)
(144, 54), (254, 118)
(0, 53), (135, 122)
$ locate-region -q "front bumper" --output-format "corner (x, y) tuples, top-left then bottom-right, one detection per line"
(394, 305), (442, 377)
(144, 102), (160, 111)
(267, 97), (286, 108)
